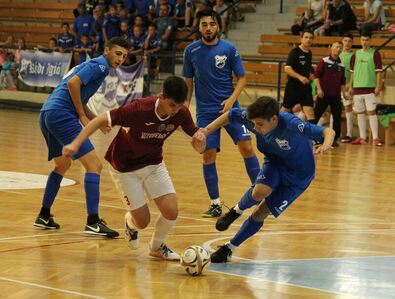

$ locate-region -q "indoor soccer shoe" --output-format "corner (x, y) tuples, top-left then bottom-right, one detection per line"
(149, 243), (180, 261)
(84, 219), (119, 238)
(216, 207), (241, 231)
(125, 220), (139, 249)
(201, 204), (222, 218)
(33, 215), (60, 229)
(211, 244), (232, 263)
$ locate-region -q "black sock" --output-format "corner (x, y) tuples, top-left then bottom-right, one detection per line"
(87, 214), (100, 225)
(39, 206), (51, 218)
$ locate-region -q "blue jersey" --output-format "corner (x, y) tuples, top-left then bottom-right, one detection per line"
(182, 39), (245, 115)
(41, 55), (109, 112)
(228, 109), (324, 188)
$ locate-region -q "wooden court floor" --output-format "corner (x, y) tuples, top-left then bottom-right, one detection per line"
(1, 109), (395, 299)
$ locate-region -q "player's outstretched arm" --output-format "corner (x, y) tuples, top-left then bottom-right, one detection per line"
(62, 113), (109, 157)
(202, 112), (231, 136)
(191, 130), (206, 153)
(315, 127), (335, 154)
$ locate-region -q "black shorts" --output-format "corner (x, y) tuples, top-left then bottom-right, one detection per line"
(283, 80), (314, 109)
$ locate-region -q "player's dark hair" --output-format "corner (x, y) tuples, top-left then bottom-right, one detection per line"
(247, 97), (279, 121)
(105, 36), (130, 50)
(342, 33), (353, 40)
(163, 76), (188, 104)
(361, 31), (372, 39)
(196, 8), (222, 30)
(148, 22), (157, 29)
(301, 29), (314, 38)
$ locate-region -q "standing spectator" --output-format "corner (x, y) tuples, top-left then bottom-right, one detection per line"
(73, 2), (95, 40)
(14, 37), (26, 65)
(0, 52), (16, 90)
(281, 30), (316, 124)
(320, 0), (356, 36)
(313, 41), (347, 146)
(93, 22), (105, 56)
(213, 0), (229, 36)
(58, 23), (76, 52)
(340, 34), (354, 143)
(358, 0), (386, 34)
(93, 5), (105, 28)
(154, 4), (175, 50)
(183, 8), (259, 217)
(131, 0), (155, 18)
(74, 34), (95, 64)
(350, 32), (383, 146)
(174, 0), (193, 30)
(144, 23), (162, 77)
(118, 4), (130, 23)
(102, 4), (121, 43)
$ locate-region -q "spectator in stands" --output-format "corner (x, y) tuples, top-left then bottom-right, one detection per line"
(93, 22), (105, 56)
(134, 14), (148, 34)
(292, 0), (327, 36)
(213, 0), (229, 37)
(120, 20), (131, 41)
(130, 24), (146, 58)
(103, 4), (121, 43)
(340, 34), (354, 143)
(14, 37), (26, 65)
(358, 0), (386, 34)
(93, 5), (105, 27)
(313, 41), (347, 146)
(155, 0), (176, 17)
(58, 23), (76, 53)
(73, 2), (95, 40)
(74, 34), (94, 64)
(0, 51), (17, 90)
(131, 0), (155, 18)
(1, 35), (15, 48)
(350, 31), (383, 146)
(175, 0), (194, 31)
(48, 38), (62, 52)
(144, 23), (162, 77)
(318, 0), (356, 36)
(118, 4), (130, 23)
(154, 3), (176, 50)
(282, 30), (316, 124)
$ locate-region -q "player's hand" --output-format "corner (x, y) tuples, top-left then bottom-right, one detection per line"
(317, 88), (324, 98)
(348, 88), (354, 96)
(191, 130), (206, 153)
(374, 86), (381, 96)
(314, 143), (332, 155)
(298, 76), (309, 85)
(62, 143), (79, 158)
(220, 99), (233, 113)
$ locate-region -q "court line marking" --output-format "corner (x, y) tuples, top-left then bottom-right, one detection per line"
(0, 276), (106, 299)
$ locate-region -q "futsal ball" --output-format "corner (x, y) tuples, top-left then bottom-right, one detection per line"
(180, 245), (210, 276)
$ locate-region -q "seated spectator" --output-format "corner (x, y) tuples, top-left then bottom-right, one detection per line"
(58, 23), (76, 52)
(292, 0), (327, 35)
(14, 37), (26, 64)
(155, 0), (176, 17)
(0, 52), (17, 90)
(175, 0), (193, 30)
(213, 0), (229, 36)
(73, 34), (94, 64)
(134, 14), (148, 34)
(154, 3), (175, 50)
(120, 20), (131, 40)
(118, 4), (130, 23)
(73, 2), (94, 40)
(358, 0), (386, 34)
(144, 23), (161, 77)
(130, 24), (146, 57)
(103, 4), (121, 43)
(1, 35), (15, 48)
(316, 0), (356, 36)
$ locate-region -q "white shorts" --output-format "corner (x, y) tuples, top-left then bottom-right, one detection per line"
(342, 93), (352, 107)
(108, 162), (176, 211)
(353, 93), (377, 113)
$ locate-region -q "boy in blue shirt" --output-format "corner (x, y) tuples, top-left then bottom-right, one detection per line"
(193, 96), (335, 262)
(102, 4), (121, 42)
(57, 23), (75, 52)
(183, 8), (260, 218)
(34, 37), (130, 238)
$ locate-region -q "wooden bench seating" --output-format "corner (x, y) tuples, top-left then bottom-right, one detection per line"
(0, 10), (74, 22)
(0, 2), (76, 10)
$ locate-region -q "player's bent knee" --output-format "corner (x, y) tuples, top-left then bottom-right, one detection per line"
(252, 184), (272, 201)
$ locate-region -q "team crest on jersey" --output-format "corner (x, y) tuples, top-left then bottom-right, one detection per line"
(298, 123), (305, 132)
(215, 55), (227, 69)
(275, 138), (291, 150)
(165, 124), (175, 131)
(157, 124), (166, 132)
(99, 65), (106, 72)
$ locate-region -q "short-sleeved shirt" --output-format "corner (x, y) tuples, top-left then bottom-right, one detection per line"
(314, 55), (345, 97)
(103, 15), (121, 39)
(130, 33), (146, 50)
(364, 0), (386, 24)
(41, 55), (110, 112)
(132, 0), (154, 16)
(285, 46), (313, 83)
(182, 39), (245, 115)
(105, 97), (198, 172)
(74, 41), (95, 63)
(57, 33), (75, 50)
(229, 109), (324, 188)
(73, 13), (94, 38)
(146, 33), (161, 50)
(155, 17), (174, 37)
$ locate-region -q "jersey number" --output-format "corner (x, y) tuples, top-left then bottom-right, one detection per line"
(279, 200), (288, 211)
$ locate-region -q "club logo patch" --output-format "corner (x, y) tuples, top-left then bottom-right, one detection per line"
(298, 123), (305, 132)
(215, 55), (227, 69)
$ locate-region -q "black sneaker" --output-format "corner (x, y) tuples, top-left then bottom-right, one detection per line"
(33, 215), (60, 229)
(216, 207), (241, 231)
(211, 244), (232, 263)
(201, 204), (222, 218)
(84, 219), (119, 238)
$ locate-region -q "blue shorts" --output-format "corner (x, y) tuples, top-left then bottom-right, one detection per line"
(39, 110), (94, 161)
(255, 161), (311, 218)
(197, 112), (251, 151)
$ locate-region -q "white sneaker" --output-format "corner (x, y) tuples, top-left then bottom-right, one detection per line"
(125, 214), (139, 249)
(149, 243), (180, 261)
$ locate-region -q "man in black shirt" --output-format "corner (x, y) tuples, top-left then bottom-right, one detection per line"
(323, 0), (356, 36)
(281, 30), (315, 123)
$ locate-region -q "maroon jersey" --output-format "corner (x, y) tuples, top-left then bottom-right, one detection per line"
(105, 97), (198, 172)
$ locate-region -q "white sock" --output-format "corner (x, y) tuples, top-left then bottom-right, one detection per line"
(329, 114), (333, 129)
(226, 241), (238, 252)
(150, 215), (176, 251)
(346, 111), (353, 137)
(357, 113), (367, 140)
(369, 114), (379, 139)
(211, 198), (221, 205)
(234, 204), (243, 214)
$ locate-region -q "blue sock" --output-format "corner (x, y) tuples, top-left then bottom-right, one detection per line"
(203, 163), (219, 200)
(84, 173), (100, 216)
(238, 188), (260, 210)
(244, 155), (260, 183)
(230, 216), (264, 246)
(42, 171), (63, 209)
